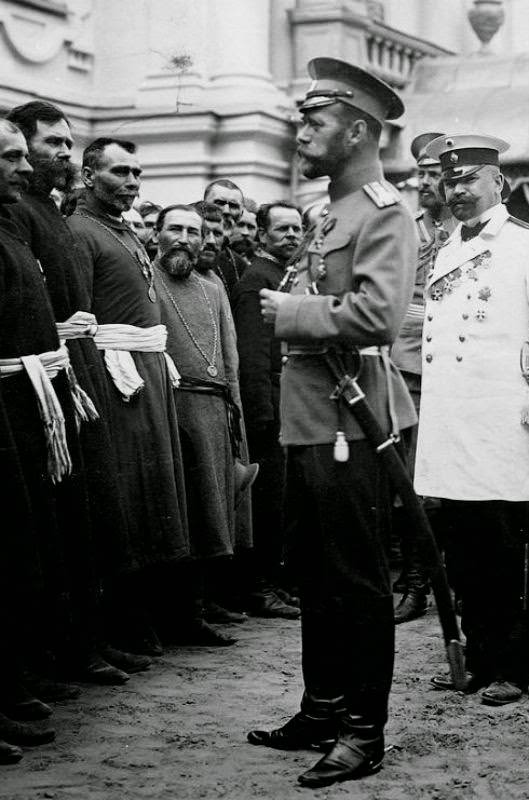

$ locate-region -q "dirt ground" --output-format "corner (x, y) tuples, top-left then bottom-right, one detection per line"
(3, 600), (529, 800)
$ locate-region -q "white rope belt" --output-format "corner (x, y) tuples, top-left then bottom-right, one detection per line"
(94, 323), (180, 401)
(56, 312), (100, 427)
(56, 310), (98, 340)
(0, 345), (72, 482)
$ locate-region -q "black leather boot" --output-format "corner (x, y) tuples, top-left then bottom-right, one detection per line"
(0, 681), (53, 721)
(0, 739), (23, 764)
(23, 672), (81, 702)
(70, 652), (130, 685)
(0, 712), (55, 746)
(99, 646), (151, 674)
(394, 525), (429, 624)
(248, 712), (338, 751)
(298, 716), (384, 788)
(394, 586), (428, 624)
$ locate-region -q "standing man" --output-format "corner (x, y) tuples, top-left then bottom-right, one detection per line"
(123, 206), (148, 239)
(391, 132), (455, 624)
(137, 200), (162, 261)
(247, 58), (417, 788)
(415, 135), (529, 707)
(0, 118), (75, 749)
(233, 202), (303, 619)
(68, 137), (189, 654)
(203, 179), (247, 301)
(6, 100), (143, 683)
(153, 203), (253, 642)
(194, 200), (256, 615)
(229, 202), (259, 267)
(194, 201), (226, 279)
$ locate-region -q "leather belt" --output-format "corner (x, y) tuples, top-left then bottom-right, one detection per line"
(286, 345), (381, 357)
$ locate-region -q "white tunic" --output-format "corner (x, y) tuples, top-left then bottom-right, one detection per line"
(414, 203), (529, 501)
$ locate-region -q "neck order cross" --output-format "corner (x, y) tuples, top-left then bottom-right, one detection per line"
(74, 211), (157, 302)
(159, 270), (220, 377)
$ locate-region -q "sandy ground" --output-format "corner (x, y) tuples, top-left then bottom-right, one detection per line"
(3, 601), (529, 800)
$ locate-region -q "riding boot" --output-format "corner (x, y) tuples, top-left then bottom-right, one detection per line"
(394, 516), (428, 624)
(298, 713), (385, 788)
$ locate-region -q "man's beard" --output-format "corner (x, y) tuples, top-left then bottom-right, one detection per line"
(195, 246), (218, 274)
(145, 241), (158, 260)
(28, 152), (78, 194)
(419, 190), (443, 216)
(230, 238), (255, 258)
(159, 247), (195, 279)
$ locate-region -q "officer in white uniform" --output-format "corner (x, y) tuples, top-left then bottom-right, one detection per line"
(415, 134), (529, 706)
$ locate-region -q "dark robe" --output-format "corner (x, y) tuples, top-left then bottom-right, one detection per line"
(8, 191), (129, 576)
(232, 253), (284, 432)
(232, 253), (285, 579)
(214, 245), (247, 305)
(67, 195), (189, 570)
(0, 211), (85, 626)
(155, 266), (235, 559)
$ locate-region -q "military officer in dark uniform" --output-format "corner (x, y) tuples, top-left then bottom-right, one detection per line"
(247, 58), (417, 788)
(391, 132), (456, 624)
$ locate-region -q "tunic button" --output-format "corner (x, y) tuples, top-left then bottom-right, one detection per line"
(427, 315), (433, 321)
(281, 355), (288, 365)
(467, 294), (472, 300)
(426, 335), (432, 342)
(462, 313), (469, 320)
(456, 355), (463, 362)
(425, 354), (433, 363)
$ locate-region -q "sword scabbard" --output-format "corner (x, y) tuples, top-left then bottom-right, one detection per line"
(446, 639), (467, 691)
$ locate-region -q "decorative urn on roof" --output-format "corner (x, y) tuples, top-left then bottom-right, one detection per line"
(468, 0), (505, 54)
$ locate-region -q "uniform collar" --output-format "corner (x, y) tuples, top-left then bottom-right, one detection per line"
(426, 203), (508, 290)
(453, 202), (507, 242)
(328, 162), (384, 202)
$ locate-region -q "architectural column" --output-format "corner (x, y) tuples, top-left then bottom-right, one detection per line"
(289, 0), (370, 96)
(92, 0), (148, 105)
(207, 0), (281, 108)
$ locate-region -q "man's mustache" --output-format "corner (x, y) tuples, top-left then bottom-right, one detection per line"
(167, 244), (192, 254)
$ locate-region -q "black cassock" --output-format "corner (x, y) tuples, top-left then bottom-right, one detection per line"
(0, 211), (89, 649)
(68, 195), (189, 571)
(9, 190), (131, 576)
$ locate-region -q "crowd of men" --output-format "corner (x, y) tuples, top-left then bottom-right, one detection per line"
(1, 53), (529, 790)
(0, 97), (306, 766)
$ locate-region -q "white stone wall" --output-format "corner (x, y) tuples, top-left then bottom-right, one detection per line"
(0, 0), (527, 205)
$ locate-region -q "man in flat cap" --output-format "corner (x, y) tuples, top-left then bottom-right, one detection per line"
(415, 134), (529, 706)
(391, 132), (456, 624)
(247, 57), (417, 788)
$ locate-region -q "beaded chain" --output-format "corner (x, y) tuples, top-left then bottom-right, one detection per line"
(74, 212), (157, 302)
(159, 270), (220, 377)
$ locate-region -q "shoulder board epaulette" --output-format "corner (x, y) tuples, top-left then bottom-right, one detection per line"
(362, 180), (401, 208)
(508, 214), (529, 230)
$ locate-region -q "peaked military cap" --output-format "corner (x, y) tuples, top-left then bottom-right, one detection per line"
(411, 132), (445, 166)
(425, 134), (510, 181)
(299, 57), (404, 123)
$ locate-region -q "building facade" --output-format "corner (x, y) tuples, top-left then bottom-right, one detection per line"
(0, 0), (527, 206)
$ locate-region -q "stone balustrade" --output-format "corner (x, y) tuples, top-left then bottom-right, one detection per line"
(366, 20), (453, 89)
